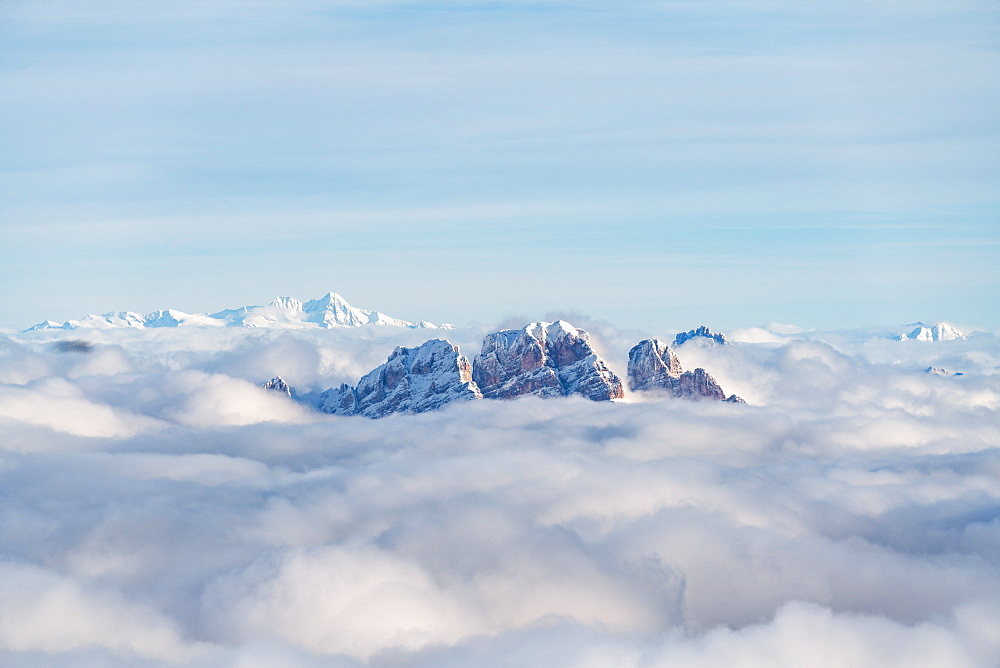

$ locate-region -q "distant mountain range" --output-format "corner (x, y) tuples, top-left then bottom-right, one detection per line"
(26, 292), (453, 331)
(24, 293), (969, 350)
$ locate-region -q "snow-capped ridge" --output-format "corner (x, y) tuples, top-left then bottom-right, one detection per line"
(270, 297), (303, 311)
(25, 292), (453, 331)
(473, 320), (624, 402)
(895, 322), (965, 342)
(318, 339), (481, 418)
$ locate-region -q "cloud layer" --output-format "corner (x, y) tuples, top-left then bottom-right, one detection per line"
(0, 324), (998, 666)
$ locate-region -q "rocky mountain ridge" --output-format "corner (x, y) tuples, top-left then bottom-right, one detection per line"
(317, 339), (482, 418)
(473, 321), (624, 402)
(26, 292), (453, 331)
(674, 326), (728, 346)
(269, 321), (738, 419)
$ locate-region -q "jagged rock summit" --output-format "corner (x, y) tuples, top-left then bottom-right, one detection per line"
(674, 326), (727, 347)
(307, 320), (625, 419)
(262, 376), (292, 397)
(269, 322), (751, 419)
(628, 338), (743, 403)
(318, 339), (481, 418)
(895, 322), (965, 342)
(25, 292), (453, 331)
(627, 339), (684, 391)
(473, 321), (624, 401)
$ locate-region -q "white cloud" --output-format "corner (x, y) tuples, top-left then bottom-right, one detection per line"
(647, 600), (990, 668)
(0, 378), (157, 441)
(0, 561), (204, 663)
(0, 325), (997, 665)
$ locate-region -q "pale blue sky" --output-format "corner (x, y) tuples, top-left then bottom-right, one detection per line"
(2, 0), (998, 331)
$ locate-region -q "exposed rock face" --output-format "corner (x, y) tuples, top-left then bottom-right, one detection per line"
(262, 376), (292, 397)
(473, 321), (624, 401)
(627, 339), (683, 392)
(319, 339), (481, 418)
(675, 367), (727, 400)
(287, 326), (747, 419)
(627, 338), (742, 402)
(673, 326), (727, 347)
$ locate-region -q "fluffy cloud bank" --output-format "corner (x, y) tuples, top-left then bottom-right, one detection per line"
(0, 325), (997, 666)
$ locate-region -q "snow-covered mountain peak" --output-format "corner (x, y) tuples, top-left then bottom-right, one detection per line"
(25, 292), (453, 331)
(472, 320), (622, 401)
(302, 292), (349, 311)
(271, 297), (303, 311)
(895, 322), (966, 342)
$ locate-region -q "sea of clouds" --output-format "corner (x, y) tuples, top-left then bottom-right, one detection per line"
(0, 321), (998, 666)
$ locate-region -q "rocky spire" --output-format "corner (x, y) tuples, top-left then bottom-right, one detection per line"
(627, 339), (683, 392)
(627, 338), (742, 402)
(673, 326), (727, 347)
(262, 376), (292, 397)
(473, 321), (623, 401)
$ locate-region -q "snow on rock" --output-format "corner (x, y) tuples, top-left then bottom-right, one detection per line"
(473, 321), (624, 402)
(925, 367), (964, 377)
(26, 321), (64, 331)
(673, 325), (728, 347)
(319, 340), (482, 418)
(317, 383), (358, 415)
(627, 339), (684, 391)
(25, 292), (453, 331)
(37, 312), (148, 330)
(211, 292), (425, 329)
(627, 338), (742, 402)
(675, 367), (728, 401)
(143, 309), (226, 328)
(262, 376), (293, 397)
(895, 322), (966, 342)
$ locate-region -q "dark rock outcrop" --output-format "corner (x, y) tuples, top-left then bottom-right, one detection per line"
(627, 339), (683, 392)
(627, 338), (742, 402)
(673, 326), (727, 347)
(473, 321), (624, 401)
(674, 367), (726, 400)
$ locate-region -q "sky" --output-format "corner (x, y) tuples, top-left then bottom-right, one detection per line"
(1, 0), (999, 331)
